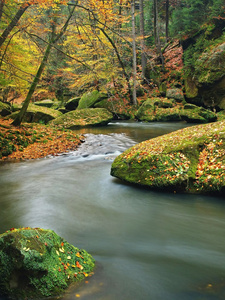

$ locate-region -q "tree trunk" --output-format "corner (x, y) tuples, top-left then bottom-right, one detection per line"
(131, 0), (137, 105)
(153, 0), (157, 44)
(12, 42), (53, 126)
(0, 0), (5, 23)
(99, 27), (133, 104)
(166, 0), (169, 42)
(154, 0), (165, 69)
(0, 3), (30, 48)
(11, 5), (76, 126)
(139, 0), (147, 79)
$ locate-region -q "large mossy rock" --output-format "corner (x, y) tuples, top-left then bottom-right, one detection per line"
(180, 104), (217, 123)
(0, 228), (95, 299)
(0, 101), (11, 116)
(136, 98), (217, 123)
(9, 104), (62, 124)
(136, 98), (181, 122)
(166, 88), (185, 102)
(77, 90), (107, 109)
(34, 99), (55, 108)
(111, 121), (225, 195)
(65, 97), (80, 111)
(50, 108), (113, 129)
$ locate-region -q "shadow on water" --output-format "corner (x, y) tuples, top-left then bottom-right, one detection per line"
(0, 121), (225, 300)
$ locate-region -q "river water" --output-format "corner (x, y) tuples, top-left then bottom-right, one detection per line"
(0, 121), (225, 300)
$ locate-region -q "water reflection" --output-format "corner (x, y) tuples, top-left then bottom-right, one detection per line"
(0, 121), (225, 300)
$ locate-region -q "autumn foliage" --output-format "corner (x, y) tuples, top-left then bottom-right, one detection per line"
(0, 119), (83, 161)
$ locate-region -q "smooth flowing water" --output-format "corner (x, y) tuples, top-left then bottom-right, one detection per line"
(0, 121), (225, 300)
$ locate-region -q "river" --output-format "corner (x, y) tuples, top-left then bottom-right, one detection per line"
(0, 121), (225, 300)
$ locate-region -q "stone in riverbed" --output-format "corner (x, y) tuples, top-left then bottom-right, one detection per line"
(0, 228), (95, 299)
(111, 121), (225, 195)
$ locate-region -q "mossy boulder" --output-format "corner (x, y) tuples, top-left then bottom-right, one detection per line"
(34, 99), (55, 108)
(136, 98), (181, 122)
(77, 90), (108, 109)
(50, 108), (113, 129)
(180, 105), (217, 123)
(8, 104), (62, 124)
(65, 97), (80, 111)
(0, 228), (95, 299)
(166, 88), (185, 102)
(111, 121), (225, 195)
(0, 101), (11, 117)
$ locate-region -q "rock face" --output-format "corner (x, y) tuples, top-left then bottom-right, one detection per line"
(9, 104), (62, 124)
(50, 108), (113, 129)
(111, 121), (225, 195)
(184, 41), (225, 109)
(0, 228), (95, 299)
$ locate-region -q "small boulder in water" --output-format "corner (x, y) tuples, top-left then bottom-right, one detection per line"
(0, 227), (95, 299)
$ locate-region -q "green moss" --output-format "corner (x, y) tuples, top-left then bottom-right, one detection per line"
(111, 121), (225, 195)
(77, 90), (107, 109)
(50, 108), (113, 129)
(8, 104), (62, 124)
(0, 228), (95, 299)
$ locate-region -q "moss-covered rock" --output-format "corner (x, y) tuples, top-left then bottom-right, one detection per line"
(50, 108), (113, 129)
(183, 30), (225, 107)
(195, 43), (225, 85)
(8, 104), (62, 124)
(77, 90), (107, 109)
(136, 98), (217, 123)
(0, 101), (11, 117)
(0, 228), (95, 299)
(34, 99), (55, 108)
(111, 121), (225, 195)
(166, 88), (185, 102)
(136, 98), (181, 122)
(65, 97), (80, 111)
(180, 105), (217, 123)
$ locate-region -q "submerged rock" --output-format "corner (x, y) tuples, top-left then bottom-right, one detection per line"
(0, 228), (95, 299)
(111, 121), (225, 195)
(50, 108), (113, 129)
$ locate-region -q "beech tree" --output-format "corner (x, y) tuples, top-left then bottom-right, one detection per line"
(12, 3), (76, 126)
